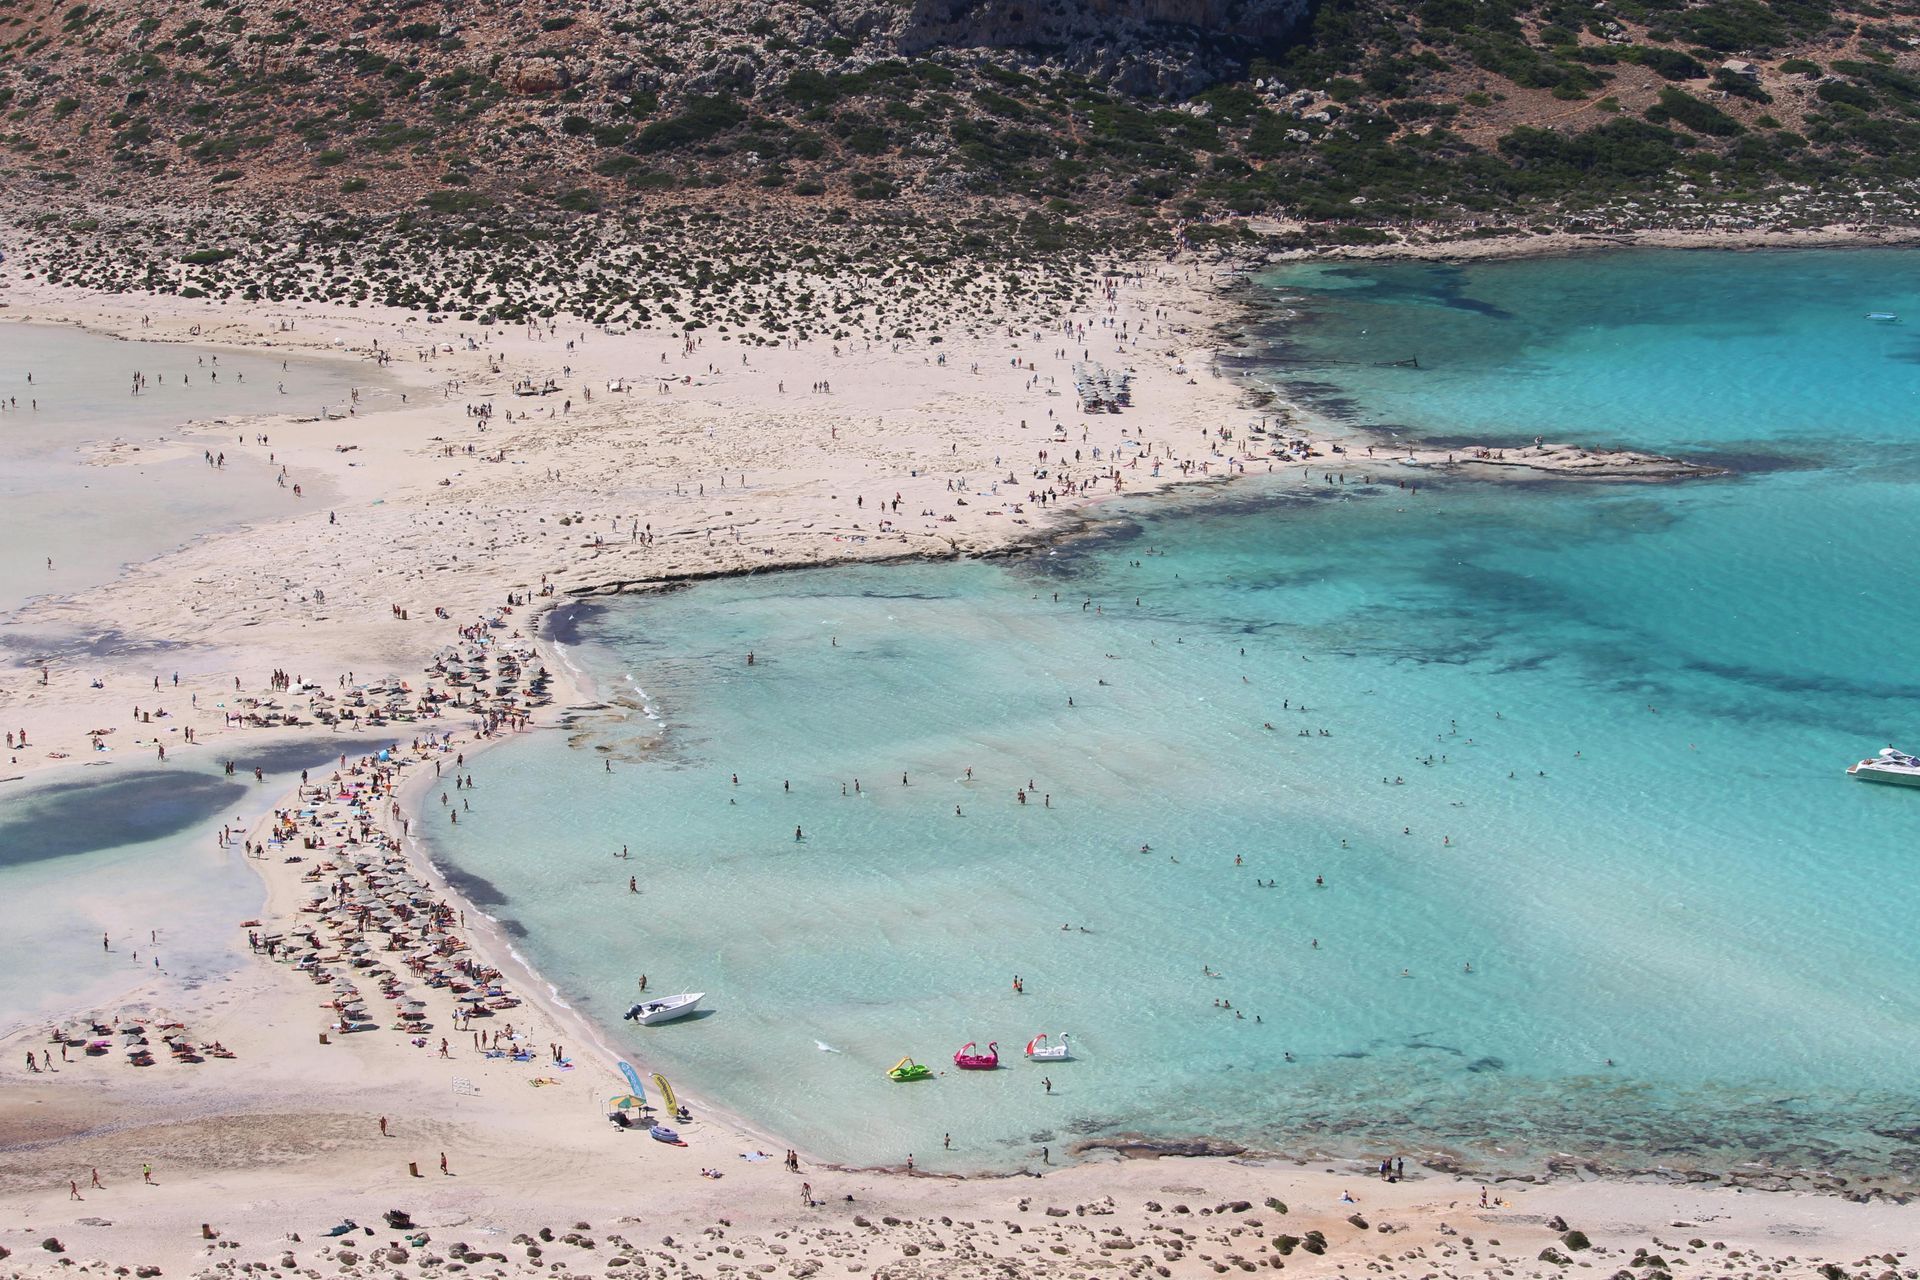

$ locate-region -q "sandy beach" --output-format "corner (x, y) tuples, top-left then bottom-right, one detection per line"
(2, 250), (1909, 1280)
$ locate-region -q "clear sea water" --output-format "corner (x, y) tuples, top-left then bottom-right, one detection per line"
(0, 323), (391, 616)
(412, 250), (1917, 1178)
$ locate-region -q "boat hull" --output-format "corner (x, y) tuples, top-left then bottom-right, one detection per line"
(1849, 765), (1920, 786)
(626, 993), (703, 1025)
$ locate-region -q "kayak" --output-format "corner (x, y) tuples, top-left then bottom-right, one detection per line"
(649, 1124), (687, 1146)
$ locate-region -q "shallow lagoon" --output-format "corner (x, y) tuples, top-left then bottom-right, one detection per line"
(0, 322), (392, 615)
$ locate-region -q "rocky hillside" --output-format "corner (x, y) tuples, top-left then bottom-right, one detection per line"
(2, 0), (1919, 243)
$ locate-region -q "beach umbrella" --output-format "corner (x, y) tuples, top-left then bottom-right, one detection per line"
(607, 1095), (647, 1111)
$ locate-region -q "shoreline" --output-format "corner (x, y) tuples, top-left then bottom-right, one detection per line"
(4, 249), (1916, 1279)
(1252, 221), (1920, 267)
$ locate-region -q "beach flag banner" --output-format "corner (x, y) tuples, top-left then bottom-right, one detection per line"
(451, 1076), (479, 1096)
(617, 1059), (646, 1103)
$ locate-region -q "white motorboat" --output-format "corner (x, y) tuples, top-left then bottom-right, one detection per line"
(624, 993), (703, 1025)
(1848, 747), (1920, 786)
(1024, 1033), (1072, 1061)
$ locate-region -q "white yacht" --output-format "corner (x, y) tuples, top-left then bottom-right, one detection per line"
(1847, 747), (1920, 786)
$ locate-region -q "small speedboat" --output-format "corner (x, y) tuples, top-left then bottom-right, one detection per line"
(1867, 312), (1900, 322)
(1024, 1033), (1072, 1061)
(953, 1041), (999, 1070)
(1848, 746), (1920, 786)
(887, 1056), (932, 1082)
(624, 992), (703, 1025)
(648, 1124), (686, 1146)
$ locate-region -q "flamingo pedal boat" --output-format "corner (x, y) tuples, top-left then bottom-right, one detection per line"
(953, 1041), (999, 1070)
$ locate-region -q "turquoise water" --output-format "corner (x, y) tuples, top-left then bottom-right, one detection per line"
(0, 324), (392, 615)
(423, 250), (1920, 1179)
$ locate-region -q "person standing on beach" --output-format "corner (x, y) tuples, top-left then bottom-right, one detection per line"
(439, 1152), (449, 1176)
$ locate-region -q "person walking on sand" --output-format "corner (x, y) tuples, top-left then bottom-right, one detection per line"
(800, 1181), (812, 1207)
(142, 1163), (154, 1185)
(91, 1168), (104, 1190)
(439, 1152), (449, 1176)
(379, 1116), (389, 1137)
(70, 1180), (83, 1201)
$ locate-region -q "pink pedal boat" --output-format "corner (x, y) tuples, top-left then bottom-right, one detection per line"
(953, 1041), (999, 1070)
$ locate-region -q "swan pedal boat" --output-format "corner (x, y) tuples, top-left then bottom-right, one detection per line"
(953, 1041), (999, 1070)
(1024, 1033), (1072, 1061)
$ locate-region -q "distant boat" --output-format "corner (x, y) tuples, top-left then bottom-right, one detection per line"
(953, 1041), (999, 1070)
(1848, 746), (1920, 785)
(624, 993), (702, 1025)
(1024, 1033), (1072, 1061)
(887, 1056), (932, 1082)
(1866, 312), (1900, 322)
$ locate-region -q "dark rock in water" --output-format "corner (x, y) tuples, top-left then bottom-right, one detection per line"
(1562, 1230), (1591, 1251)
(1538, 1247), (1572, 1266)
(1071, 1136), (1247, 1159)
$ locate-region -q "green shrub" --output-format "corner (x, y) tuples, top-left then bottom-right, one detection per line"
(634, 94), (745, 152)
(1645, 87), (1745, 136)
